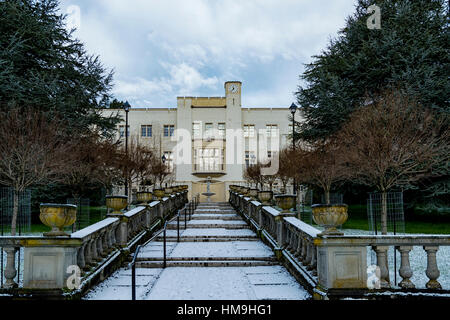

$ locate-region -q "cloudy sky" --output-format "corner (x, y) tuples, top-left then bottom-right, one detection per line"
(59, 0), (356, 108)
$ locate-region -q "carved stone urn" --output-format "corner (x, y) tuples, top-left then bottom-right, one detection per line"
(164, 187), (173, 196)
(136, 191), (153, 204)
(153, 189), (165, 200)
(105, 195), (128, 215)
(39, 204), (77, 237)
(258, 191), (273, 206)
(248, 189), (259, 200)
(241, 187), (250, 196)
(275, 195), (296, 214)
(311, 204), (348, 236)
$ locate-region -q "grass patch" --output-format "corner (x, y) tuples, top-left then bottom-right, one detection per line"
(303, 204), (450, 234)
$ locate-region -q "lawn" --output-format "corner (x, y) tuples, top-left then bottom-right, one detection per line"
(302, 204), (450, 235)
(2, 204), (450, 236)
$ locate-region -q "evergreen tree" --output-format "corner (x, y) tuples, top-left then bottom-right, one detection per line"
(295, 0), (449, 198)
(0, 0), (120, 136)
(296, 0), (449, 141)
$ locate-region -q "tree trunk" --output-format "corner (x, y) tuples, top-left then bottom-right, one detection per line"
(325, 188), (330, 205)
(11, 188), (19, 236)
(381, 191), (388, 235)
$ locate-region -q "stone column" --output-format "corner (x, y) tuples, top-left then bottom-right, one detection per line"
(397, 246), (415, 289)
(295, 233), (302, 258)
(3, 247), (18, 288)
(77, 245), (86, 271)
(83, 240), (92, 269)
(90, 238), (99, 261)
(275, 215), (284, 248)
(373, 246), (390, 288)
(424, 246), (441, 289)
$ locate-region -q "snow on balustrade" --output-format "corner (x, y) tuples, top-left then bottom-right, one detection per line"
(231, 190), (450, 296)
(71, 218), (119, 239)
(124, 206), (147, 218)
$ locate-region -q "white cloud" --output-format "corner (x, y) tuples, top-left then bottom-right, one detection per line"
(60, 0), (355, 107)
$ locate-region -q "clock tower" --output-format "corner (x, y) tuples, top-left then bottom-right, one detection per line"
(224, 81), (243, 187)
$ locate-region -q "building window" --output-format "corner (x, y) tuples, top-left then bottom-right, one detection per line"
(205, 123), (213, 139)
(218, 123), (225, 138)
(243, 125), (255, 137)
(267, 151), (272, 159)
(141, 125), (152, 137)
(164, 125), (175, 137)
(245, 151), (256, 168)
(163, 151), (174, 172)
(194, 148), (223, 172)
(266, 124), (278, 137)
(193, 122), (201, 138)
(119, 125), (130, 138)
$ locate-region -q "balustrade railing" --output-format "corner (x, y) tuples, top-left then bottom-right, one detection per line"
(0, 191), (187, 293)
(229, 190), (450, 295)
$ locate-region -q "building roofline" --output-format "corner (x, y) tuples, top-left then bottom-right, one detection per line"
(103, 106), (289, 111)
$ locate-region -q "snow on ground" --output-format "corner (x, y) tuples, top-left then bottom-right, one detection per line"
(180, 228), (257, 237)
(175, 220), (247, 225)
(139, 241), (274, 259)
(145, 266), (310, 300)
(83, 267), (163, 300)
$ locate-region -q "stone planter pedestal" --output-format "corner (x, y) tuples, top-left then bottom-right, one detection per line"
(258, 191), (273, 206)
(153, 189), (165, 200)
(105, 195), (128, 215)
(312, 204), (348, 236)
(275, 194), (296, 213)
(39, 204), (77, 237)
(136, 191), (153, 204)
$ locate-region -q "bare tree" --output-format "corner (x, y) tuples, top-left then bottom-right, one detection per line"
(0, 108), (73, 235)
(150, 157), (172, 189)
(339, 89), (449, 234)
(243, 163), (263, 189)
(122, 137), (156, 193)
(276, 149), (294, 193)
(291, 139), (349, 205)
(92, 138), (123, 194)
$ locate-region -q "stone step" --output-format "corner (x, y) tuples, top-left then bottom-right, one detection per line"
(137, 256), (276, 262)
(156, 237), (259, 242)
(190, 214), (242, 220)
(166, 223), (248, 230)
(194, 210), (236, 214)
(136, 260), (278, 268)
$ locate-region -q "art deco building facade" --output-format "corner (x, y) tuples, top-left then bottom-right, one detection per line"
(102, 81), (301, 202)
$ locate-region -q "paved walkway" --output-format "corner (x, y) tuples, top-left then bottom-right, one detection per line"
(84, 202), (310, 300)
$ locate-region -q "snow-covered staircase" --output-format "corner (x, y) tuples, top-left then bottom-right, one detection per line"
(84, 202), (310, 300)
(142, 203), (274, 267)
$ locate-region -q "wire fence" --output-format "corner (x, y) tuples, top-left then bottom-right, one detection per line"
(299, 188), (313, 224)
(367, 191), (405, 284)
(67, 198), (91, 232)
(320, 193), (344, 205)
(367, 192), (405, 236)
(0, 187), (31, 235)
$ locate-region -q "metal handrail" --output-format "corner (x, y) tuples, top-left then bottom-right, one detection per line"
(129, 244), (143, 301)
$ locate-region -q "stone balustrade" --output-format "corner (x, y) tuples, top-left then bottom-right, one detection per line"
(230, 190), (450, 297)
(0, 191), (187, 293)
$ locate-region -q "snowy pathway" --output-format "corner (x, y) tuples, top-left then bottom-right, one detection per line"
(84, 202), (310, 300)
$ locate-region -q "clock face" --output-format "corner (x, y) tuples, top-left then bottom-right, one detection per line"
(229, 84), (238, 93)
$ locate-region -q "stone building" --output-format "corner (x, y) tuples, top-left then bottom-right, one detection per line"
(102, 81), (301, 202)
